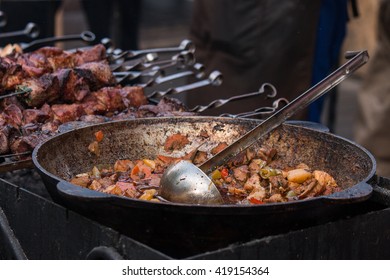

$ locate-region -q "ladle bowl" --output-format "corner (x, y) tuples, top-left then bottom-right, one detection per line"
(160, 160), (223, 205)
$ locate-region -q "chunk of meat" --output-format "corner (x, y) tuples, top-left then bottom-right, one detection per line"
(51, 104), (84, 123)
(313, 170), (339, 195)
(9, 132), (50, 154)
(265, 193), (285, 203)
(73, 44), (107, 65)
(2, 104), (23, 128)
(257, 147), (277, 163)
(0, 59), (26, 91)
(114, 159), (134, 172)
(248, 159), (267, 173)
(76, 61), (116, 88)
(21, 73), (61, 107)
(54, 68), (91, 102)
(269, 174), (288, 189)
(233, 165), (249, 182)
(23, 108), (50, 124)
(192, 150), (208, 165)
(164, 134), (190, 152)
(247, 185), (267, 204)
(81, 86), (147, 115)
(243, 173), (261, 191)
(70, 174), (91, 188)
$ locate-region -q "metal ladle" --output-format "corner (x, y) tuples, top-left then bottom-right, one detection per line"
(160, 50), (369, 205)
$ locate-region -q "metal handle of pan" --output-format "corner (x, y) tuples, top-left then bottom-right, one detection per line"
(146, 70), (223, 99)
(0, 22), (39, 39)
(323, 181), (373, 204)
(21, 31), (96, 52)
(199, 50), (369, 174)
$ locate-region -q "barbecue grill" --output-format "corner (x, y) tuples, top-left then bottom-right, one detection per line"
(1, 175), (390, 259)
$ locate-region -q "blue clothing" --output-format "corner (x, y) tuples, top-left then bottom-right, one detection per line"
(309, 0), (348, 123)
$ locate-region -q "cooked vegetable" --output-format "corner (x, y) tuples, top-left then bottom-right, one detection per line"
(287, 168), (312, 183)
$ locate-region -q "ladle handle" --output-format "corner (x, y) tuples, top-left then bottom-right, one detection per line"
(199, 50), (369, 174)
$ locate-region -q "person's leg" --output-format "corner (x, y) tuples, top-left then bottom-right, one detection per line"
(117, 0), (142, 50)
(81, 0), (113, 43)
(308, 0), (348, 124)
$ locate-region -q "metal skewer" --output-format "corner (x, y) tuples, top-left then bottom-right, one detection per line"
(189, 83), (277, 113)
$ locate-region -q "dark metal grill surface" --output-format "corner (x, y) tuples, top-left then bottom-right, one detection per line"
(1, 176), (390, 260)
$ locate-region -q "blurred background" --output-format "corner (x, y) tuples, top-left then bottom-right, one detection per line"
(59, 0), (379, 140)
(0, 0), (382, 140)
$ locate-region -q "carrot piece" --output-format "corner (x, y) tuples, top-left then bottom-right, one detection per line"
(130, 165), (140, 180)
(95, 130), (104, 142)
(249, 197), (264, 204)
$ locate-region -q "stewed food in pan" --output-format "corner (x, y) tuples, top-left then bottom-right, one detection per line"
(69, 130), (340, 205)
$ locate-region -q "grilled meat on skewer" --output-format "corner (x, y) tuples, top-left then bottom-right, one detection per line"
(81, 86), (146, 115)
(14, 44), (107, 74)
(0, 44), (110, 97)
(0, 60), (27, 92)
(10, 131), (53, 155)
(19, 74), (60, 107)
(0, 84), (152, 156)
(0, 43), (197, 165)
(2, 60), (116, 107)
(2, 103), (23, 128)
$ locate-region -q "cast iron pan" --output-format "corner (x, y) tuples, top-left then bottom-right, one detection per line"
(32, 117), (376, 257)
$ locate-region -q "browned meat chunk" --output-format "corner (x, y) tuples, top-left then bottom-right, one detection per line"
(21, 74), (60, 107)
(137, 97), (188, 117)
(41, 120), (60, 133)
(76, 61), (116, 88)
(257, 147), (277, 163)
(121, 86), (147, 107)
(82, 86), (146, 115)
(2, 104), (23, 128)
(9, 132), (50, 154)
(73, 44), (107, 65)
(269, 175), (288, 189)
(164, 134), (190, 152)
(233, 165), (249, 182)
(23, 108), (50, 124)
(51, 104), (84, 123)
(55, 68), (91, 102)
(192, 150), (208, 165)
(0, 60), (25, 91)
